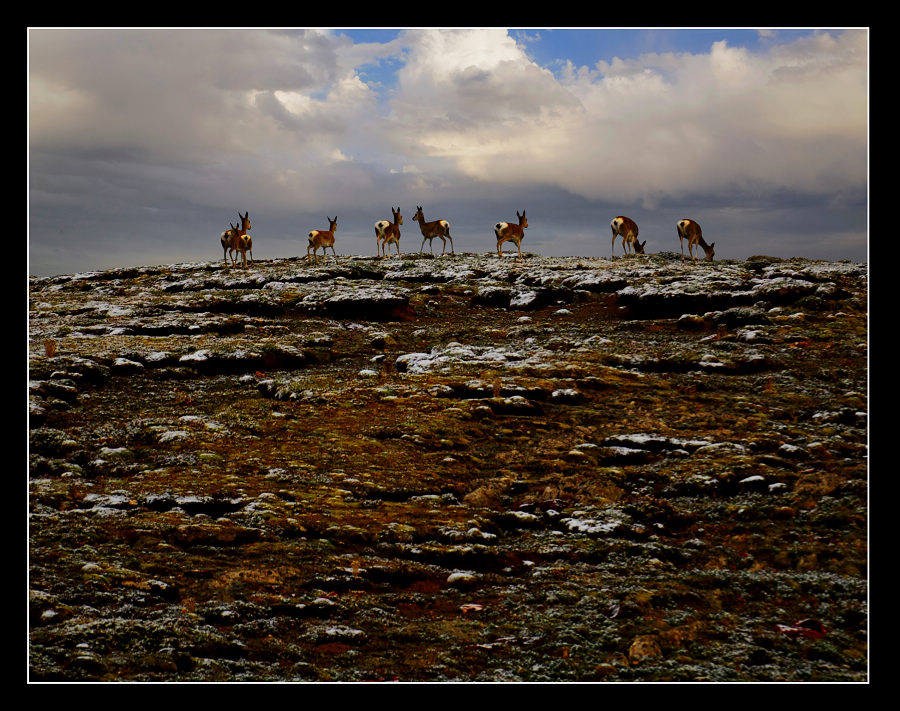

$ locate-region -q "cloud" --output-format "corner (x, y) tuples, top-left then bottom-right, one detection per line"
(29, 29), (391, 214)
(387, 29), (868, 207)
(389, 29), (581, 144)
(30, 28), (866, 206)
(28, 28), (867, 276)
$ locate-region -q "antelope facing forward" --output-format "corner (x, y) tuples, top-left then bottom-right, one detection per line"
(495, 210), (528, 260)
(307, 216), (338, 265)
(611, 216), (645, 257)
(232, 211), (253, 268)
(413, 206), (454, 256)
(677, 219), (715, 263)
(375, 207), (403, 259)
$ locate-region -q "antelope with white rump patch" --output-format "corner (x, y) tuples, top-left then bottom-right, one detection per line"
(413, 206), (454, 256)
(307, 216), (338, 265)
(676, 219), (715, 263)
(375, 207), (403, 259)
(230, 211), (253, 268)
(610, 216), (645, 258)
(220, 222), (238, 266)
(495, 210), (528, 260)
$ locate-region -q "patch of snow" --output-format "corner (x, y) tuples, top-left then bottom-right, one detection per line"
(510, 290), (538, 308)
(447, 571), (479, 584)
(99, 447), (132, 459)
(114, 358), (144, 369)
(180, 349), (212, 362)
(695, 442), (747, 454)
(561, 513), (626, 535)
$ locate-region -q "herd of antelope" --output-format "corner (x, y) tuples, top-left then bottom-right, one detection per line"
(217, 209), (715, 268)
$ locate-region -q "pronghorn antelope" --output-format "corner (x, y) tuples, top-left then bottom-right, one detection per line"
(307, 216), (338, 264)
(494, 210), (528, 260)
(676, 218), (715, 263)
(610, 216), (645, 257)
(375, 207), (403, 259)
(413, 206), (454, 256)
(231, 211), (253, 268)
(220, 222), (238, 266)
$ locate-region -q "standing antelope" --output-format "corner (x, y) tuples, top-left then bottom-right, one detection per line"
(677, 219), (715, 263)
(231, 211), (253, 268)
(611, 216), (646, 257)
(413, 206), (454, 256)
(220, 222), (237, 266)
(307, 216), (338, 265)
(375, 207), (403, 259)
(495, 210), (528, 260)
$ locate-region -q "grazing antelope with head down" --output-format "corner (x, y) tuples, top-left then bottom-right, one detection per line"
(495, 210), (528, 260)
(231, 211), (253, 268)
(677, 218), (715, 263)
(307, 216), (338, 265)
(375, 207), (403, 259)
(413, 206), (454, 256)
(610, 216), (645, 258)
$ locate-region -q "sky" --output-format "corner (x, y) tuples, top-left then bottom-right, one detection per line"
(27, 27), (869, 277)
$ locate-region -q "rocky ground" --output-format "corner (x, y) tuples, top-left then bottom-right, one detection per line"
(28, 250), (868, 682)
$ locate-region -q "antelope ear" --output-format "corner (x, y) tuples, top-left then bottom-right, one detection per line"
(710, 242), (716, 248)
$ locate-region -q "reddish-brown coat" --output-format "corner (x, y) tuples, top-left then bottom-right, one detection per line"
(230, 212), (253, 268)
(376, 208), (403, 259)
(611, 216), (645, 257)
(414, 206), (454, 255)
(677, 219), (715, 262)
(308, 216), (338, 264)
(495, 210), (528, 260)
(221, 222), (237, 266)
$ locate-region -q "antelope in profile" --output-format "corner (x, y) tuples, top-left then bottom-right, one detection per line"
(220, 222), (237, 266)
(495, 210), (528, 261)
(375, 207), (403, 259)
(307, 216), (338, 265)
(677, 219), (715, 263)
(611, 216), (646, 257)
(232, 211), (253, 268)
(413, 206), (454, 256)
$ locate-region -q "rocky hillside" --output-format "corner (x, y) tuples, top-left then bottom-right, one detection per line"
(28, 251), (868, 682)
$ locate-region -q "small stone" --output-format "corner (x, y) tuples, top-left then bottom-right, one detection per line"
(628, 635), (663, 663)
(447, 571), (479, 587)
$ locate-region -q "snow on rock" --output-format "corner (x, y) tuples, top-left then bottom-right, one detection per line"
(179, 350), (212, 363)
(560, 508), (631, 536)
